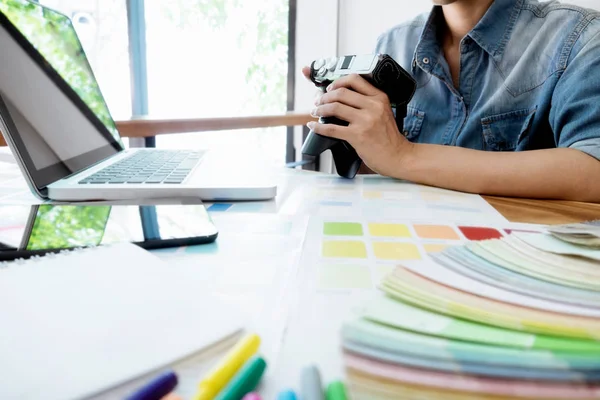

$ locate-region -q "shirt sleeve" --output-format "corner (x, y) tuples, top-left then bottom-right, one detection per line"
(570, 137), (600, 160)
(550, 21), (600, 161)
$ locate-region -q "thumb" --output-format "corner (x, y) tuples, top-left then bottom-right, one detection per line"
(302, 66), (312, 81)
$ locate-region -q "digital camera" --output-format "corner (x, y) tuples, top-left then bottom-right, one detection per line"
(301, 54), (416, 178)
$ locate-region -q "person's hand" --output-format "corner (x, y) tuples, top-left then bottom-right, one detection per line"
(302, 65), (311, 81)
(302, 65), (327, 107)
(307, 73), (413, 176)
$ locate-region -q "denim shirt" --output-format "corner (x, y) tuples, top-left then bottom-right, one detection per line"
(376, 0), (600, 160)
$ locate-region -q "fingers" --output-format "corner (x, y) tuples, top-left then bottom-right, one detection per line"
(328, 74), (381, 97)
(317, 87), (368, 109)
(302, 66), (311, 81)
(312, 102), (359, 124)
(307, 120), (346, 140)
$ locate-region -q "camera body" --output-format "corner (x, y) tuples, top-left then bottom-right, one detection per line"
(301, 54), (416, 178)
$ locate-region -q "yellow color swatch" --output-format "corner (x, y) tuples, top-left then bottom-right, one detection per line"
(423, 244), (450, 253)
(318, 264), (373, 289)
(323, 240), (367, 259)
(373, 242), (421, 260)
(363, 191), (383, 199)
(368, 223), (411, 238)
(414, 224), (460, 240)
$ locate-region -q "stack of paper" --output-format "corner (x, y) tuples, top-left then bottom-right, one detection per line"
(342, 221), (600, 399)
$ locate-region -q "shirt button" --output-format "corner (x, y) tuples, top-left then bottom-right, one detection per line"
(422, 57), (430, 64)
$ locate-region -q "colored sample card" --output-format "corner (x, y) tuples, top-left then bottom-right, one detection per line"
(459, 226), (503, 241)
(323, 240), (368, 258)
(362, 176), (398, 185)
(318, 264), (373, 289)
(373, 242), (421, 260)
(423, 244), (450, 253)
(363, 191), (383, 199)
(368, 223), (411, 238)
(414, 225), (460, 240)
(207, 203), (233, 212)
(229, 202), (266, 213)
(382, 191), (417, 201)
(324, 222), (364, 236)
(513, 232), (600, 262)
(320, 201), (353, 207)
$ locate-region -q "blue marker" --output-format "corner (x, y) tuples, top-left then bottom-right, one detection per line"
(126, 370), (178, 400)
(277, 389), (298, 400)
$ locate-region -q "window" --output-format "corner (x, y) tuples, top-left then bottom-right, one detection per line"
(145, 1), (290, 165)
(37, 0), (292, 165)
(38, 0), (132, 121)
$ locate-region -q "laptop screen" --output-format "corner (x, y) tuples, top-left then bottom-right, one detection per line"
(0, 0), (123, 191)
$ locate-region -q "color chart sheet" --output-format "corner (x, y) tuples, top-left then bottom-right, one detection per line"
(271, 215), (546, 393)
(205, 174), (508, 224)
(314, 218), (525, 292)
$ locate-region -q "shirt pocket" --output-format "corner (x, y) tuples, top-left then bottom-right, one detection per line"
(481, 108), (536, 151)
(402, 106), (425, 141)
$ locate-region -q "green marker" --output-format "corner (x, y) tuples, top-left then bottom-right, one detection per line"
(214, 356), (267, 400)
(326, 381), (348, 400)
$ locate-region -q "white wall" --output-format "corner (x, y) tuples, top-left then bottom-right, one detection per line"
(338, 1), (431, 55)
(293, 0), (339, 170)
(337, 0), (600, 55)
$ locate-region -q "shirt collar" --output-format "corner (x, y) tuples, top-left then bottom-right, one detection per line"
(469, 0), (523, 58)
(413, 0), (522, 70)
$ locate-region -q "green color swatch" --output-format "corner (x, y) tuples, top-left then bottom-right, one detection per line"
(323, 222), (364, 236)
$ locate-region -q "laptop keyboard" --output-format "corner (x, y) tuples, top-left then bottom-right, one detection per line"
(78, 150), (203, 185)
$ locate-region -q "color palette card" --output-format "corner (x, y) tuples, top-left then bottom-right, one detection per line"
(402, 257), (600, 317)
(547, 221), (600, 247)
(352, 295), (600, 352)
(304, 215), (548, 296)
(344, 354), (600, 399)
(381, 268), (600, 340)
(433, 246), (600, 308)
(343, 318), (600, 371)
(347, 370), (505, 400)
(469, 240), (600, 291)
(290, 175), (509, 223)
(513, 232), (600, 262)
(344, 340), (600, 382)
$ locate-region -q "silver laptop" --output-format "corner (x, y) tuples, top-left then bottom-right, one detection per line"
(0, 1), (277, 202)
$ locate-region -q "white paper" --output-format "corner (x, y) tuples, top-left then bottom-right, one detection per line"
(0, 243), (246, 400)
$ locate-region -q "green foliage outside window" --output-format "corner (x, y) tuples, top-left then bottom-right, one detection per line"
(27, 205), (111, 250)
(0, 0), (122, 143)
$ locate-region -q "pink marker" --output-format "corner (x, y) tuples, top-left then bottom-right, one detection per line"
(242, 393), (262, 400)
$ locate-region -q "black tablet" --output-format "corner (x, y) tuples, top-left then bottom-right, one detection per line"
(0, 204), (218, 261)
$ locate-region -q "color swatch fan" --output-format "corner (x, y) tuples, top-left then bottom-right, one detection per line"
(342, 221), (600, 399)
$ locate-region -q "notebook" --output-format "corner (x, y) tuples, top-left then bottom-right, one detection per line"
(0, 242), (246, 400)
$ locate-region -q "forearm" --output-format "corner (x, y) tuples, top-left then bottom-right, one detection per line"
(396, 144), (600, 202)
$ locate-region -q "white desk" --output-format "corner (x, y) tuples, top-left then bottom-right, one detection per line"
(0, 151), (510, 399)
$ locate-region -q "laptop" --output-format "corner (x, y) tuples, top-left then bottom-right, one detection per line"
(0, 1), (277, 202)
